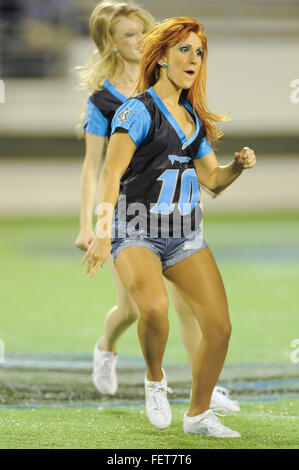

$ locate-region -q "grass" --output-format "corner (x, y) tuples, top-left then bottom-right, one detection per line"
(0, 212), (298, 363)
(0, 400), (298, 449)
(0, 212), (298, 450)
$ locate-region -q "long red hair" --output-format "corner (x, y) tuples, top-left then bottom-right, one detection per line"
(136, 17), (228, 145)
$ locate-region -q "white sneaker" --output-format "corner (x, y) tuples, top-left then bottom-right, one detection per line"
(189, 385), (240, 413)
(183, 409), (241, 438)
(210, 386), (240, 412)
(145, 369), (173, 429)
(92, 338), (117, 395)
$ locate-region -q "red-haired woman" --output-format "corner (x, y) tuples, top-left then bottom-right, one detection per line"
(76, 1), (238, 414)
(82, 17), (256, 437)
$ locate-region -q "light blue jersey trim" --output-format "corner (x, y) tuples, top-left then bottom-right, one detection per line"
(194, 136), (213, 159)
(147, 87), (200, 150)
(111, 99), (152, 147)
(83, 99), (109, 137)
(103, 79), (127, 103)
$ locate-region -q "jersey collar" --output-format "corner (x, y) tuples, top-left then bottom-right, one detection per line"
(147, 87), (200, 150)
(103, 79), (127, 103)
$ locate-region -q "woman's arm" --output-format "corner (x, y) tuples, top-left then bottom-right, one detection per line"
(81, 132), (137, 276)
(194, 147), (256, 195)
(75, 132), (105, 250)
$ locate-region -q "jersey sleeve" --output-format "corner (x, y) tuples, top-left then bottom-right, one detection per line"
(194, 135), (213, 159)
(83, 98), (109, 137)
(110, 99), (151, 147)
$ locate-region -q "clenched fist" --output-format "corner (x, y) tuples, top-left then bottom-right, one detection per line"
(234, 147), (256, 169)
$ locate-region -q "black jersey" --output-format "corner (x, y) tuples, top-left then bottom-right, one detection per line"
(110, 87), (213, 238)
(83, 79), (127, 138)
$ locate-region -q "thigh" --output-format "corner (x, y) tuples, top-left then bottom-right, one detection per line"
(167, 279), (202, 337)
(167, 280), (194, 318)
(115, 246), (168, 311)
(164, 247), (230, 332)
(107, 255), (139, 314)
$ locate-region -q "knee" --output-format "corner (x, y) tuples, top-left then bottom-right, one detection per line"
(126, 308), (139, 323)
(221, 322), (232, 343)
(205, 320), (232, 347)
(140, 297), (169, 330)
(107, 303), (139, 325)
(120, 305), (139, 324)
(118, 296), (139, 322)
(119, 277), (145, 321)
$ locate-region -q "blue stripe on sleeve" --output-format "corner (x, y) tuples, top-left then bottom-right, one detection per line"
(194, 136), (213, 159)
(83, 99), (109, 137)
(110, 99), (152, 147)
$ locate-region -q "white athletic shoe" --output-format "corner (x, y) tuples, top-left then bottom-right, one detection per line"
(145, 369), (173, 429)
(189, 385), (240, 413)
(210, 386), (240, 412)
(183, 409), (241, 438)
(92, 338), (117, 395)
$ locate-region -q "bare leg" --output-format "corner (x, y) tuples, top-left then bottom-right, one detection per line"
(115, 247), (169, 382)
(167, 281), (202, 366)
(100, 255), (139, 354)
(101, 258), (202, 363)
(164, 247), (232, 417)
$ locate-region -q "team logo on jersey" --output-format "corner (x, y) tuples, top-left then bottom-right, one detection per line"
(117, 108), (132, 123)
(168, 155), (191, 165)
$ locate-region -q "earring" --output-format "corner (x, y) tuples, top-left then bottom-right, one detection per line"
(162, 63), (167, 68)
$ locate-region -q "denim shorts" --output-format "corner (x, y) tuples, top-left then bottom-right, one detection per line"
(111, 230), (208, 271)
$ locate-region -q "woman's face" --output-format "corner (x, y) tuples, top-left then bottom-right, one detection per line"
(112, 15), (145, 63)
(162, 32), (203, 90)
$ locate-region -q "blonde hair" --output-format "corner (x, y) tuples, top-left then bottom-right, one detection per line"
(76, 1), (155, 136)
(77, 1), (155, 92)
(136, 17), (228, 144)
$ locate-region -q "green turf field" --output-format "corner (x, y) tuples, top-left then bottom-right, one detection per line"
(1, 401), (299, 449)
(0, 212), (298, 449)
(0, 212), (298, 363)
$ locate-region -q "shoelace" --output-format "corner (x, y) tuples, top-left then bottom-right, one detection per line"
(190, 408), (227, 424)
(203, 409), (228, 433)
(151, 386), (173, 410)
(211, 407), (229, 417)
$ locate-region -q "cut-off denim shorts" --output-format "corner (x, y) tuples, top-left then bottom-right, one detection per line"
(111, 225), (208, 272)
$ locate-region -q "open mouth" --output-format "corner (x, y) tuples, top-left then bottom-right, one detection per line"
(185, 70), (195, 76)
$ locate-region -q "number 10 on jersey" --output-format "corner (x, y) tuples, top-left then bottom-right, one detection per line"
(150, 169), (200, 216)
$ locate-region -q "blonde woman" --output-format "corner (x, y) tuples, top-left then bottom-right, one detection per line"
(76, 1), (239, 413)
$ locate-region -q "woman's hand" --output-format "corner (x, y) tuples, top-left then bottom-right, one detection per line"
(81, 237), (111, 277)
(234, 147), (256, 169)
(75, 227), (95, 251)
